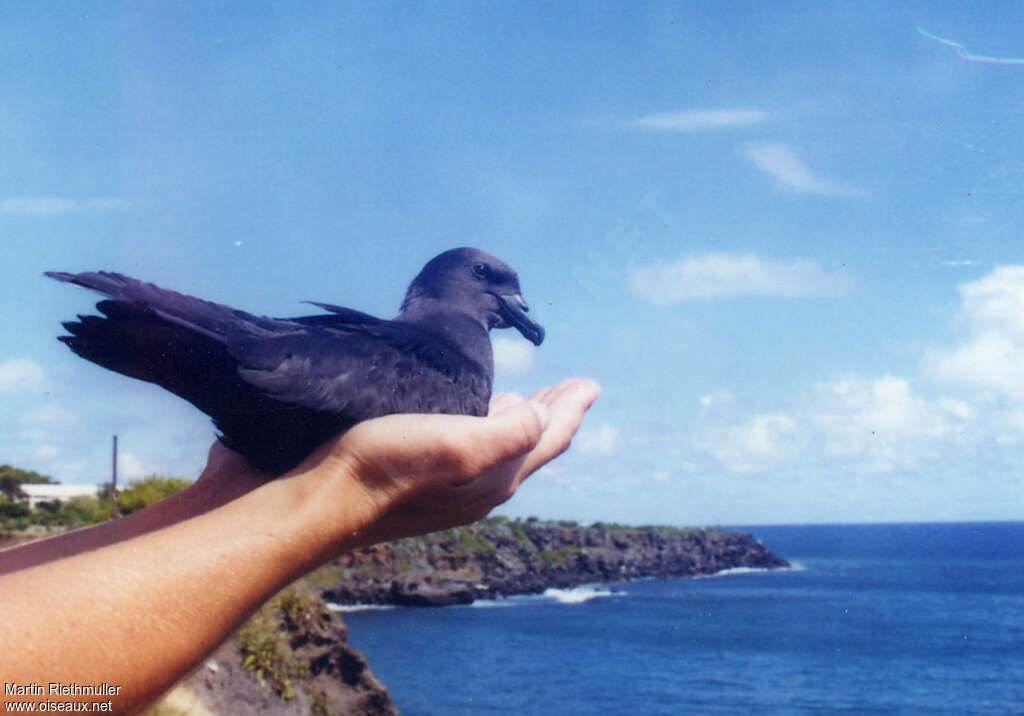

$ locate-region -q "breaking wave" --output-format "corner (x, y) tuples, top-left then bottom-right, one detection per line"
(327, 602), (398, 613)
(696, 563), (806, 579)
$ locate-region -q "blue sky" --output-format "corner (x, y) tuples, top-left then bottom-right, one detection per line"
(2, 3), (1024, 525)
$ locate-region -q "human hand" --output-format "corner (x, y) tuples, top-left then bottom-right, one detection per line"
(0, 378), (597, 715)
(294, 378), (600, 549)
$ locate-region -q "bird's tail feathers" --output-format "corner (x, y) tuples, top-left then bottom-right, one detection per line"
(45, 270), (272, 342)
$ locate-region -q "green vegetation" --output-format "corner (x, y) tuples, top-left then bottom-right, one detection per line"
(536, 549), (567, 566)
(0, 464), (54, 500)
(433, 526), (497, 554)
(589, 521), (631, 531)
(0, 498), (30, 520)
(304, 564), (345, 590)
(111, 476), (192, 516)
(1, 471), (193, 532)
(0, 494), (106, 531)
(588, 520), (734, 536)
(0, 470), (192, 532)
(0, 463), (106, 531)
(234, 585), (321, 701)
(478, 515), (529, 541)
(456, 528), (495, 553)
(381, 516), (735, 556)
(510, 521), (529, 542)
(52, 496), (106, 525)
(308, 690), (329, 716)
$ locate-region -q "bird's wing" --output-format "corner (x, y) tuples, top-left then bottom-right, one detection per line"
(281, 303), (386, 329)
(300, 301), (383, 322)
(46, 270), (292, 341)
(227, 321), (489, 417)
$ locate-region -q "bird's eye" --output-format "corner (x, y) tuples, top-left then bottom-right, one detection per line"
(472, 263), (489, 279)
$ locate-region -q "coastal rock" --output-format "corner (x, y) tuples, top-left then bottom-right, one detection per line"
(319, 518), (789, 607)
(390, 576), (476, 606)
(154, 584), (397, 715)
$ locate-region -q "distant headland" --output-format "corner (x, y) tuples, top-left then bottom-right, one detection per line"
(13, 518), (788, 713)
(315, 517), (790, 607)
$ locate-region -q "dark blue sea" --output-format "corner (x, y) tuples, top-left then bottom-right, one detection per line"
(341, 522), (1024, 715)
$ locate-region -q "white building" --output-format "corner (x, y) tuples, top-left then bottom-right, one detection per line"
(19, 484), (101, 509)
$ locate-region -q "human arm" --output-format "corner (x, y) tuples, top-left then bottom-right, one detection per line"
(0, 447), (271, 574)
(0, 378), (599, 713)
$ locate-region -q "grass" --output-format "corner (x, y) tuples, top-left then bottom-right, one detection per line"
(233, 585), (320, 701)
(457, 528), (496, 553)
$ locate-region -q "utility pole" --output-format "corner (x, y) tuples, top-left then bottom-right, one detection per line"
(110, 435), (119, 519)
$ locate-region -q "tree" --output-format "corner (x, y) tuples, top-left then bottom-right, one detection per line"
(0, 464), (55, 500)
(0, 476), (26, 501)
(55, 496), (106, 527)
(115, 476), (193, 516)
(0, 497), (30, 520)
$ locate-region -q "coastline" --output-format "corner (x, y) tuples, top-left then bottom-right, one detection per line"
(314, 517), (790, 608)
(5, 519), (789, 714)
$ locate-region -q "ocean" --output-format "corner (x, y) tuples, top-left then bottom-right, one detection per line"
(341, 522), (1024, 715)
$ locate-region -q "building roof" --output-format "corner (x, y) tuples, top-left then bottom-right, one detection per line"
(20, 484), (100, 499)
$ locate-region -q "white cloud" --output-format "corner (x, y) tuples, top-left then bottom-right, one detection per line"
(6, 405), (84, 473)
(630, 108), (769, 132)
(926, 266), (1024, 399)
(576, 423), (620, 456)
(690, 377), (970, 476)
(698, 390), (740, 412)
(957, 266), (1024, 336)
(740, 141), (863, 196)
(0, 197), (129, 215)
(599, 266), (1024, 520)
(493, 336), (535, 374)
(807, 376), (964, 473)
(692, 391), (803, 473)
(929, 332), (1024, 396)
(628, 252), (852, 303)
(698, 412), (802, 473)
(937, 397), (973, 421)
(0, 358), (47, 393)
(943, 260), (979, 267)
(119, 451), (159, 481)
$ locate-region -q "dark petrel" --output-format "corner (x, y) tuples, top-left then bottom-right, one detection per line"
(47, 247), (544, 474)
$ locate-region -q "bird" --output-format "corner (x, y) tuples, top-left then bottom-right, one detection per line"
(47, 247), (545, 475)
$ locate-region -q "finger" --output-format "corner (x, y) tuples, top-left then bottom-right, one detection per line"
(530, 378), (588, 407)
(529, 385), (557, 404)
(358, 398), (549, 485)
(517, 378), (601, 481)
(538, 377), (596, 406)
(489, 391), (524, 415)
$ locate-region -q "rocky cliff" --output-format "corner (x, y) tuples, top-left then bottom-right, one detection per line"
(151, 582), (397, 716)
(8, 518), (788, 714)
(316, 517), (789, 607)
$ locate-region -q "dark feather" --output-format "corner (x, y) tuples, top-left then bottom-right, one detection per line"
(46, 248), (544, 475)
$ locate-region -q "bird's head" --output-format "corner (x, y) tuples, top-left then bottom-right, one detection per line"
(401, 247), (545, 346)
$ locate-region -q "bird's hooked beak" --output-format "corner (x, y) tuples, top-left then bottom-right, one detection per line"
(495, 293), (545, 345)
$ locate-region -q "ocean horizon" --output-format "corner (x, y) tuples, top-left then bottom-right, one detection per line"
(343, 521), (1024, 715)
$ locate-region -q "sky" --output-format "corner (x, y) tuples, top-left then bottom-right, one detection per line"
(2, 3), (1024, 526)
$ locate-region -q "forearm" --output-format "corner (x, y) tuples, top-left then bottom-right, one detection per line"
(0, 462), (362, 713)
(0, 444), (272, 575)
(0, 482), (249, 575)
(0, 380), (598, 714)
